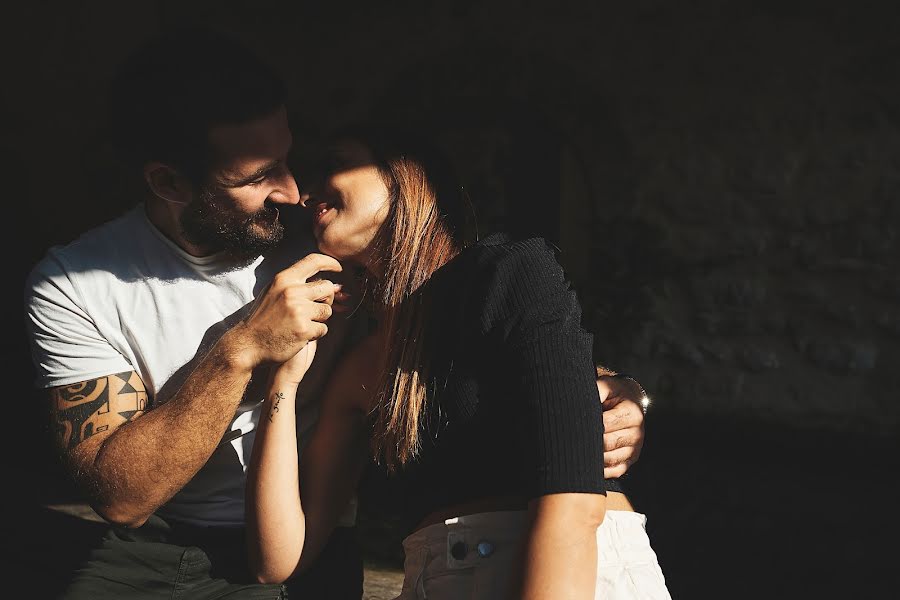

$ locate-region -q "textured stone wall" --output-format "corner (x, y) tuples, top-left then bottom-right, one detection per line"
(11, 0), (898, 433)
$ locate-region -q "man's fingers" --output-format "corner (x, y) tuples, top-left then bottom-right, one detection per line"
(604, 462), (629, 480)
(599, 377), (644, 409)
(306, 321), (328, 341)
(602, 398), (643, 433)
(310, 301), (333, 323)
(286, 252), (343, 283)
(304, 279), (337, 304)
(604, 446), (638, 471)
(603, 427), (641, 453)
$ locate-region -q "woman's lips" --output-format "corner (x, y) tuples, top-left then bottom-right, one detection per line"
(311, 201), (334, 226)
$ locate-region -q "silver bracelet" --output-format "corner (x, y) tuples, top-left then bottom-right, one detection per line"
(611, 373), (651, 415)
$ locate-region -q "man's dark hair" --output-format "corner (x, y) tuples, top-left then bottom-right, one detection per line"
(108, 25), (286, 183)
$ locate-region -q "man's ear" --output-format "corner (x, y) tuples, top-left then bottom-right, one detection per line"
(144, 162), (192, 205)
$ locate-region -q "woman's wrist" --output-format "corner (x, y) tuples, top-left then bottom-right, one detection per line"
(269, 373), (303, 390)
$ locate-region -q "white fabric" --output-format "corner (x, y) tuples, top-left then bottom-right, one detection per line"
(24, 203), (357, 527)
(395, 510), (672, 600)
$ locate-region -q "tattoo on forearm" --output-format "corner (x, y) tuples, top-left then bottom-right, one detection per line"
(269, 391), (284, 422)
(51, 371), (149, 450)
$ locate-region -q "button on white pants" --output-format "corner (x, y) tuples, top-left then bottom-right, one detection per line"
(394, 510), (672, 600)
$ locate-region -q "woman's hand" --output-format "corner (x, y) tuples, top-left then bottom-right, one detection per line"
(275, 341), (317, 386)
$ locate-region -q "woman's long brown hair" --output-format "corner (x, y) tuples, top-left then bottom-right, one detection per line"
(362, 133), (467, 472)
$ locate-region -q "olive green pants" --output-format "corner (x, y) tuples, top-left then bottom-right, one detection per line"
(61, 515), (363, 599)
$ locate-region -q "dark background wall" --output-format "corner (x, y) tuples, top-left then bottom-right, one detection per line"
(4, 1), (898, 597)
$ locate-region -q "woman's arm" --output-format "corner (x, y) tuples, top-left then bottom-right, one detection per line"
(477, 239), (608, 598)
(517, 493), (606, 599)
(245, 332), (379, 583)
(245, 342), (315, 584)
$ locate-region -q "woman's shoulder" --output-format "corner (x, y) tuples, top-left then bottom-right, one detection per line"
(469, 231), (560, 254)
(425, 232), (570, 320)
(436, 232), (573, 325)
(462, 232), (566, 282)
(442, 233), (584, 341)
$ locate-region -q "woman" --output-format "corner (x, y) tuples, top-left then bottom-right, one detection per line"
(245, 128), (672, 599)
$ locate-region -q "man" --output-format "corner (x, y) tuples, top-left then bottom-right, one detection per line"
(23, 26), (647, 599)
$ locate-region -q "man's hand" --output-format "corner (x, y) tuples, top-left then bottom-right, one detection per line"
(233, 253), (342, 368)
(597, 375), (646, 479)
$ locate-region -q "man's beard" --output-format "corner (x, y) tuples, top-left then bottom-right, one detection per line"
(180, 186), (284, 261)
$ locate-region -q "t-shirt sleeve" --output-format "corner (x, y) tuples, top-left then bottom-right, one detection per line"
(24, 253), (133, 389)
(479, 238), (605, 497)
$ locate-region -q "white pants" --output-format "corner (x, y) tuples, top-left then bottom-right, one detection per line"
(394, 510), (672, 600)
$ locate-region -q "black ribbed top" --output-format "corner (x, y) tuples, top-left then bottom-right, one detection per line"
(392, 233), (608, 532)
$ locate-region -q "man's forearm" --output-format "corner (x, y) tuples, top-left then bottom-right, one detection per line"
(87, 334), (254, 526)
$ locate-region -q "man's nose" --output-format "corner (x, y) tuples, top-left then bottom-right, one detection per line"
(270, 174), (302, 205)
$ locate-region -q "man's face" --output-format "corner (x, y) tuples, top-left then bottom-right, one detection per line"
(180, 106), (300, 259)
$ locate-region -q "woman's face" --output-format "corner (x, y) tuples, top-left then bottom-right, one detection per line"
(302, 140), (390, 266)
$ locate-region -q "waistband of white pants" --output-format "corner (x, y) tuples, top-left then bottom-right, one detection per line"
(402, 510), (649, 557)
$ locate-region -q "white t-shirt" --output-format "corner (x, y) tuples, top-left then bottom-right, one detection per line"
(24, 203), (357, 527)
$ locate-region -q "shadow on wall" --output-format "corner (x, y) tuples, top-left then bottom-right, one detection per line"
(347, 45), (900, 433)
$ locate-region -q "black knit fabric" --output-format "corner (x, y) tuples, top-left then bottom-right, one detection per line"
(393, 232), (607, 531)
